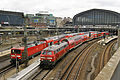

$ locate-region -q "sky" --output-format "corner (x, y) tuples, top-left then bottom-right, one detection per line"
(0, 0), (120, 18)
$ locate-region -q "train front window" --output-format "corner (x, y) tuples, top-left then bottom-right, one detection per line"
(12, 50), (21, 54)
(47, 52), (52, 55)
(42, 51), (52, 55)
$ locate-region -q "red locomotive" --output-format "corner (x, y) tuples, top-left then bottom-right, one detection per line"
(40, 42), (69, 66)
(11, 41), (46, 63)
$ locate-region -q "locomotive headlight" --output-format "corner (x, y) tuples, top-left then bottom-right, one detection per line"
(40, 57), (45, 59)
(47, 57), (52, 59)
(17, 55), (21, 57)
(11, 55), (15, 57)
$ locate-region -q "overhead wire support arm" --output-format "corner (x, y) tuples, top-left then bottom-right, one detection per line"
(23, 17), (28, 67)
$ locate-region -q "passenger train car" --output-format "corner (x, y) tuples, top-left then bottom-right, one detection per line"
(40, 31), (109, 67)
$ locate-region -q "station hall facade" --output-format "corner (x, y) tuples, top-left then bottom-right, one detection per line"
(73, 9), (120, 26)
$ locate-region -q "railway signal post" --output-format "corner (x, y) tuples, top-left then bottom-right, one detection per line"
(16, 54), (19, 73)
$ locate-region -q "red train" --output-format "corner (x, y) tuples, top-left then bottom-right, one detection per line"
(10, 33), (81, 64)
(10, 34), (68, 63)
(40, 31), (109, 67)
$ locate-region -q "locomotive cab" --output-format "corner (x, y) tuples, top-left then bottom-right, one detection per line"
(40, 50), (55, 66)
(10, 48), (24, 63)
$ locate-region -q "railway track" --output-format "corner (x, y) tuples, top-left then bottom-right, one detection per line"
(99, 39), (117, 71)
(0, 48), (11, 52)
(0, 56), (10, 62)
(2, 38), (115, 80)
(59, 39), (98, 80)
(28, 69), (51, 80)
(0, 54), (41, 79)
(0, 64), (14, 78)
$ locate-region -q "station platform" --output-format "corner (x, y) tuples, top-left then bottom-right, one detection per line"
(7, 59), (40, 80)
(0, 49), (11, 57)
(95, 47), (120, 80)
(97, 36), (117, 45)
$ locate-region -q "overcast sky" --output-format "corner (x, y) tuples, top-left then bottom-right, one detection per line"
(0, 0), (120, 18)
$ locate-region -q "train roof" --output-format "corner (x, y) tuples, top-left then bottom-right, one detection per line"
(11, 47), (24, 50)
(54, 34), (67, 38)
(43, 42), (68, 51)
(73, 35), (84, 38)
(89, 31), (98, 32)
(101, 31), (109, 33)
(63, 35), (84, 43)
(67, 33), (78, 36)
(40, 34), (67, 42)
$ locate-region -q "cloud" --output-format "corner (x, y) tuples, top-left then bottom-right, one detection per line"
(0, 0), (120, 18)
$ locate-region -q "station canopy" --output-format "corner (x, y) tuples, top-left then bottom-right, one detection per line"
(73, 9), (120, 26)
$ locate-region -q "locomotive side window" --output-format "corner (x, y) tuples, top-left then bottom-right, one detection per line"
(40, 41), (45, 44)
(27, 44), (35, 48)
(64, 44), (67, 48)
(12, 50), (21, 54)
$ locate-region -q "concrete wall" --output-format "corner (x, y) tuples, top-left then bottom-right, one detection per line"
(111, 61), (120, 80)
(95, 48), (120, 80)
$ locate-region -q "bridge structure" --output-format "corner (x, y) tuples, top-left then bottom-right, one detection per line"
(0, 25), (118, 35)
